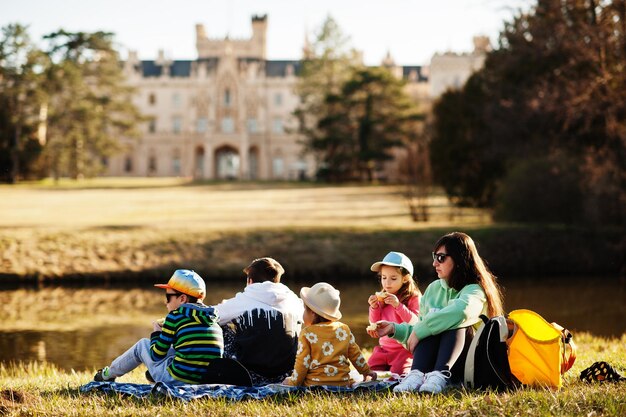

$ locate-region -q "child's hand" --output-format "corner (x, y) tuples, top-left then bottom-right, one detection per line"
(368, 294), (379, 308)
(152, 320), (163, 332)
(363, 370), (377, 381)
(383, 293), (400, 308)
(371, 321), (394, 338)
(366, 322), (379, 338)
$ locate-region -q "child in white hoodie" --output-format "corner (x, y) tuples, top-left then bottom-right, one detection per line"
(215, 257), (304, 385)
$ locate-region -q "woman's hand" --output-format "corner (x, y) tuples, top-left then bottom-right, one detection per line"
(407, 332), (420, 353)
(368, 294), (379, 308)
(383, 293), (400, 308)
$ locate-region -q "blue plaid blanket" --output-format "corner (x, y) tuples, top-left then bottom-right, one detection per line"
(80, 380), (396, 402)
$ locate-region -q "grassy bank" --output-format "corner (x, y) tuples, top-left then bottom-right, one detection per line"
(1, 333), (624, 417)
(0, 180), (623, 283)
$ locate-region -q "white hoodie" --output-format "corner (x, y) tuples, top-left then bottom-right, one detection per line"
(216, 281), (304, 336)
(215, 281), (305, 378)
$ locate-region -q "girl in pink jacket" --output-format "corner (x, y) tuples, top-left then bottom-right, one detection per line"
(366, 251), (421, 376)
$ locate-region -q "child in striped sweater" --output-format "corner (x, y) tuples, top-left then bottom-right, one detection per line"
(93, 269), (223, 384)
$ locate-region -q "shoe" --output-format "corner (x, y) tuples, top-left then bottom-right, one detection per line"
(145, 370), (155, 383)
(94, 366), (116, 382)
(419, 370), (450, 394)
(580, 361), (626, 383)
(393, 369), (425, 392)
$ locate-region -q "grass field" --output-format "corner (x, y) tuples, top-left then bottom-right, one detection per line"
(0, 333), (624, 417)
(0, 179), (490, 281)
(1, 178), (622, 282)
(0, 178), (488, 230)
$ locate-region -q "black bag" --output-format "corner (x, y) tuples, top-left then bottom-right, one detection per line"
(464, 315), (519, 391)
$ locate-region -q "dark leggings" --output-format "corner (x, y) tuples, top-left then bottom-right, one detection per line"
(411, 327), (473, 382)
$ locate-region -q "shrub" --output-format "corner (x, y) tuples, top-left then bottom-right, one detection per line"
(494, 155), (583, 224)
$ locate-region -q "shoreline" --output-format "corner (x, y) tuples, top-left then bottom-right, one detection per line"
(1, 225), (623, 285)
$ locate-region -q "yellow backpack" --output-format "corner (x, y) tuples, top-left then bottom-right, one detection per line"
(506, 309), (577, 389)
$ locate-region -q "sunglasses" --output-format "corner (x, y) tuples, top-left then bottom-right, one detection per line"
(432, 252), (450, 263)
(165, 292), (182, 302)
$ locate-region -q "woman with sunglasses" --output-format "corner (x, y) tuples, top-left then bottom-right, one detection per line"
(371, 232), (503, 393)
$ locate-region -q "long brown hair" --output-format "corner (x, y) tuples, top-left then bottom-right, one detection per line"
(379, 266), (421, 305)
(433, 232), (504, 317)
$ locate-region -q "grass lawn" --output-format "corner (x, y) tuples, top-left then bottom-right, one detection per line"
(0, 333), (624, 417)
(0, 179), (489, 281)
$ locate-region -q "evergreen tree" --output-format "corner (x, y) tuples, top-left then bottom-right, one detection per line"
(42, 30), (144, 179)
(293, 16), (360, 178)
(0, 24), (47, 182)
(316, 66), (423, 182)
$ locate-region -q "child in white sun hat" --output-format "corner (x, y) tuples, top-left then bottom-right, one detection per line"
(283, 282), (376, 387)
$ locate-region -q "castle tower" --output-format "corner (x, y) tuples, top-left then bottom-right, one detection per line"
(251, 14), (267, 59)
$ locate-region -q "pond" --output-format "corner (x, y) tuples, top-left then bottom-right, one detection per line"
(0, 276), (623, 372)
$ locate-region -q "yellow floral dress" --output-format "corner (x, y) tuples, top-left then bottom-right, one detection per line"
(285, 321), (371, 387)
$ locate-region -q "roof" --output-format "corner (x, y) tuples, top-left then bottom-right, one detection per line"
(135, 59), (421, 80)
(402, 66), (428, 82)
(265, 60), (301, 77)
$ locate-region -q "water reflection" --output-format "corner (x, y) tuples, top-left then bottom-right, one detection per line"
(0, 277), (623, 372)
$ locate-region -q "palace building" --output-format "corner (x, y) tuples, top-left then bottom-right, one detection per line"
(105, 15), (486, 180)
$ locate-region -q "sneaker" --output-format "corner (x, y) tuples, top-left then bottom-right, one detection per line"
(145, 370), (155, 383)
(94, 366), (116, 382)
(419, 370), (451, 394)
(393, 369), (425, 392)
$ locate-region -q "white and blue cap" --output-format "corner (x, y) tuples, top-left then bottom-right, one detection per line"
(370, 251), (414, 277)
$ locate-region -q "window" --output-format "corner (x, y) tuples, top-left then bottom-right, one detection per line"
(274, 93), (282, 106)
(221, 117), (234, 133)
(224, 89), (231, 107)
(148, 93), (156, 105)
(172, 93), (181, 108)
(148, 119), (156, 133)
(272, 118), (283, 134)
(196, 117), (208, 133)
(173, 116), (182, 133)
(272, 157), (284, 177)
(247, 118), (258, 133)
(148, 155), (157, 174)
(172, 150), (181, 175)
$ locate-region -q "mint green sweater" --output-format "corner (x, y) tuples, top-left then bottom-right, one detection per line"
(391, 279), (487, 343)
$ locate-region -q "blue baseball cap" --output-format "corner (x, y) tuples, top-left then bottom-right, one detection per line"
(370, 251), (414, 276)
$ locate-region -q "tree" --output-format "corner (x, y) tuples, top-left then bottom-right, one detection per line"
(42, 30), (144, 179)
(315, 66), (424, 182)
(0, 24), (47, 182)
(430, 0), (626, 224)
(293, 16), (360, 176)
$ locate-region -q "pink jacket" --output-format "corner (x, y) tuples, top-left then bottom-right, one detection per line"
(369, 295), (419, 350)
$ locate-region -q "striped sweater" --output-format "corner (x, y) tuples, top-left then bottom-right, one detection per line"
(150, 303), (223, 384)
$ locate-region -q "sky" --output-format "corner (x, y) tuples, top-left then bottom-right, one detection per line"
(1, 0), (531, 66)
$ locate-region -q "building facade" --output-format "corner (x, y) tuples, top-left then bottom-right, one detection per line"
(106, 16), (484, 180)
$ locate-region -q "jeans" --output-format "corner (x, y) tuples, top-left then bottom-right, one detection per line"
(107, 338), (181, 384)
(411, 327), (474, 382)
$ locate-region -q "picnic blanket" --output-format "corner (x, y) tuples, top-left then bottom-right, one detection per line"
(79, 380), (396, 402)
